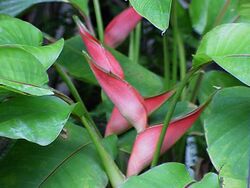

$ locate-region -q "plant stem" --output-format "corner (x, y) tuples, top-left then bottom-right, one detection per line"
(171, 0), (178, 85)
(134, 22), (141, 64)
(151, 67), (199, 167)
(81, 116), (125, 188)
(93, 0), (104, 42)
(190, 71), (204, 103)
(54, 63), (102, 138)
(128, 31), (135, 61)
(163, 35), (170, 90)
(214, 0), (231, 27)
(176, 31), (187, 100)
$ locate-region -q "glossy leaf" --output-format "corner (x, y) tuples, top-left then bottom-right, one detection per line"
(57, 35), (164, 96)
(0, 96), (73, 145)
(0, 16), (64, 69)
(104, 7), (142, 48)
(204, 86), (250, 187)
(121, 163), (193, 188)
(0, 47), (53, 96)
(190, 173), (220, 188)
(198, 70), (243, 104)
(0, 0), (89, 16)
(105, 90), (174, 136)
(194, 23), (250, 86)
(189, 0), (239, 34)
(0, 123), (117, 188)
(129, 0), (172, 32)
(127, 103), (207, 176)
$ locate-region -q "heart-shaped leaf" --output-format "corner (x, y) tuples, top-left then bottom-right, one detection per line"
(0, 123), (117, 188)
(189, 0), (239, 34)
(0, 96), (73, 145)
(205, 86), (250, 187)
(129, 0), (172, 32)
(193, 23), (250, 86)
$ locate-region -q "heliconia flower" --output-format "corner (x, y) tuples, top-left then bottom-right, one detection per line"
(75, 17), (148, 133)
(104, 7), (142, 48)
(75, 16), (124, 78)
(105, 90), (175, 136)
(88, 60), (148, 133)
(126, 103), (208, 177)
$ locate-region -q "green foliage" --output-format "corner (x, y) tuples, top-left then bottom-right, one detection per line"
(0, 0), (89, 16)
(0, 96), (73, 145)
(0, 123), (118, 187)
(194, 23), (250, 86)
(205, 87), (250, 187)
(129, 0), (172, 32)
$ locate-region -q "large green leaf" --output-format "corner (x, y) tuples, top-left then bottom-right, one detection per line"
(198, 70), (243, 104)
(0, 0), (89, 16)
(0, 16), (64, 69)
(239, 0), (250, 19)
(120, 163), (193, 187)
(58, 35), (164, 96)
(0, 96), (73, 145)
(204, 86), (250, 187)
(0, 123), (117, 188)
(189, 0), (239, 34)
(0, 47), (53, 96)
(190, 173), (220, 188)
(193, 23), (250, 86)
(129, 0), (172, 32)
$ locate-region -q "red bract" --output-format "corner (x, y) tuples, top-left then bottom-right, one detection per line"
(104, 7), (142, 48)
(105, 90), (175, 136)
(76, 17), (124, 78)
(75, 19), (148, 133)
(127, 104), (207, 177)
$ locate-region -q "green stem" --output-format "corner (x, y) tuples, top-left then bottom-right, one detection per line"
(134, 22), (141, 64)
(176, 31), (186, 100)
(171, 0), (178, 85)
(214, 0), (231, 27)
(128, 31), (135, 61)
(190, 71), (204, 103)
(93, 0), (104, 42)
(54, 63), (102, 138)
(163, 35), (170, 90)
(151, 67), (199, 167)
(80, 116), (125, 188)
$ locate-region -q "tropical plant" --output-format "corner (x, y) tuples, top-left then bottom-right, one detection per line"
(0, 0), (249, 188)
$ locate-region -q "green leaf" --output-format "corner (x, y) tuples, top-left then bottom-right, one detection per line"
(0, 15), (42, 45)
(0, 123), (117, 188)
(193, 23), (250, 86)
(129, 0), (172, 32)
(205, 86), (250, 187)
(0, 0), (89, 16)
(120, 163), (193, 188)
(239, 0), (250, 19)
(0, 47), (53, 96)
(198, 70), (243, 104)
(0, 16), (64, 69)
(190, 173), (220, 188)
(189, 0), (239, 34)
(0, 96), (73, 145)
(58, 35), (164, 96)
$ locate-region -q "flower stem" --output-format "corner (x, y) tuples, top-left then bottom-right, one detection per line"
(163, 35), (170, 90)
(80, 116), (125, 188)
(93, 0), (104, 42)
(134, 22), (141, 64)
(54, 63), (102, 138)
(128, 31), (135, 61)
(151, 67), (199, 167)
